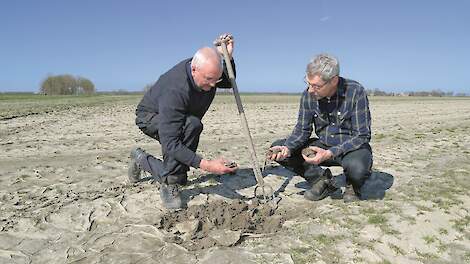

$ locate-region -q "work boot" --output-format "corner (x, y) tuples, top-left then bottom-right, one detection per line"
(179, 176), (188, 186)
(329, 188), (344, 200)
(304, 168), (337, 201)
(159, 183), (183, 209)
(128, 147), (147, 183)
(343, 185), (360, 203)
(165, 173), (188, 186)
(303, 165), (326, 184)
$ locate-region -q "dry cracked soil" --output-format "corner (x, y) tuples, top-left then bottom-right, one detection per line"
(1, 94), (469, 263)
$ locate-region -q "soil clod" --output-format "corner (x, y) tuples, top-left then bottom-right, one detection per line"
(301, 147), (317, 158)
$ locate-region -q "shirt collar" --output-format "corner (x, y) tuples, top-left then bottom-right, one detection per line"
(336, 76), (346, 98)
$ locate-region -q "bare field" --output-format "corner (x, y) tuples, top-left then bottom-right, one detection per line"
(1, 94), (469, 263)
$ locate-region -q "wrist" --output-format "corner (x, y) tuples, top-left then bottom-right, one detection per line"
(200, 159), (210, 171)
(285, 146), (291, 156)
(326, 150), (334, 159)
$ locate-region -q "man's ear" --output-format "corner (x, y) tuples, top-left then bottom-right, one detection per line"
(333, 75), (339, 86)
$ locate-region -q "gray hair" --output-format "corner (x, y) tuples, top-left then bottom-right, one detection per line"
(306, 53), (340, 82)
(191, 47), (223, 72)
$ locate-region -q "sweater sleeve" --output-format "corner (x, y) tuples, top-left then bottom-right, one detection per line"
(216, 59), (236, 88)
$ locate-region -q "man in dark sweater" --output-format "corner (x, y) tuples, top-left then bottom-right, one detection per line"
(129, 34), (238, 209)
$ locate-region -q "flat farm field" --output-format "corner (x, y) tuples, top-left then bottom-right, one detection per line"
(1, 94), (469, 263)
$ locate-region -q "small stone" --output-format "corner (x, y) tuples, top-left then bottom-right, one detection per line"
(265, 148), (282, 158)
(301, 147), (317, 158)
(224, 161), (237, 168)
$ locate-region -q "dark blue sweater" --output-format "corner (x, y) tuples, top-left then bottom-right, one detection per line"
(136, 58), (235, 168)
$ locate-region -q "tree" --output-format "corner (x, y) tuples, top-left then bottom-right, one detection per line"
(40, 74), (95, 95)
(77, 77), (95, 94)
(61, 74), (78, 95)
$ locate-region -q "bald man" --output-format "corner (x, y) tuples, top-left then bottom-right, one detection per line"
(129, 34), (238, 209)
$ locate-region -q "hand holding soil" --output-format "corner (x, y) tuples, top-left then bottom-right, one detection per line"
(200, 158), (238, 174)
(302, 146), (333, 165)
(266, 146), (290, 161)
(301, 147), (317, 158)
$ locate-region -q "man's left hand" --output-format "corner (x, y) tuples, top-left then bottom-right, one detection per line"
(215, 33), (234, 59)
(302, 146), (333, 165)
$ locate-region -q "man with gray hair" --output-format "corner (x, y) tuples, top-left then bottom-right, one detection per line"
(267, 53), (372, 202)
(129, 34), (238, 209)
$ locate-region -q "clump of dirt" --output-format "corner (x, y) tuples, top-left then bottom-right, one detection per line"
(157, 199), (285, 251)
(301, 147), (317, 158)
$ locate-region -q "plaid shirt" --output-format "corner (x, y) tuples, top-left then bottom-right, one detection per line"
(285, 77), (371, 157)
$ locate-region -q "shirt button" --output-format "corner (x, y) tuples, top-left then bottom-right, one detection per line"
(332, 122), (335, 125)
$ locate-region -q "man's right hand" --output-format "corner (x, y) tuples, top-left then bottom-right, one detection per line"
(215, 33), (234, 59)
(200, 158), (238, 174)
(267, 146), (290, 161)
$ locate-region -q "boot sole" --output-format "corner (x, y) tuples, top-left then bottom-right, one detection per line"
(127, 159), (141, 183)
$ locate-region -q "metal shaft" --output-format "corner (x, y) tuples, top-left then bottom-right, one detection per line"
(218, 42), (265, 186)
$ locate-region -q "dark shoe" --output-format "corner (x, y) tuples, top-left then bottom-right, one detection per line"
(303, 166), (326, 185)
(329, 188), (344, 200)
(179, 176), (188, 186)
(343, 185), (360, 203)
(128, 147), (147, 183)
(165, 173), (188, 186)
(160, 183), (183, 209)
(304, 169), (337, 201)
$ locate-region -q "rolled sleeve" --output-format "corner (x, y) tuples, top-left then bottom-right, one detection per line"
(285, 91), (314, 151)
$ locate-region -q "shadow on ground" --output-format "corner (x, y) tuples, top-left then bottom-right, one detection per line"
(180, 166), (394, 202)
(293, 170), (395, 200)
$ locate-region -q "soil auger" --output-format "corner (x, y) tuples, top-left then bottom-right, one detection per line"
(214, 36), (280, 206)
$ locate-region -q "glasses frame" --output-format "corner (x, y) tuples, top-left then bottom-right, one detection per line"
(304, 76), (334, 90)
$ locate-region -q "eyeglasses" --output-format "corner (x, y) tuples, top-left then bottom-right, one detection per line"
(201, 73), (223, 85)
(304, 77), (331, 90)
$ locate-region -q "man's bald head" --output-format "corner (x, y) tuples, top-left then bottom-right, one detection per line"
(191, 47), (223, 91)
(191, 47), (222, 72)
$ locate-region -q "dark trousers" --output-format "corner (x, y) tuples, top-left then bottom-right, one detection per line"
(136, 111), (203, 185)
(271, 138), (373, 194)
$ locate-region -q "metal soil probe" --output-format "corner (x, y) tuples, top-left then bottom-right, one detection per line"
(214, 38), (274, 202)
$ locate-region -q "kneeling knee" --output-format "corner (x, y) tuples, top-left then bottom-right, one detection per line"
(344, 163), (369, 184)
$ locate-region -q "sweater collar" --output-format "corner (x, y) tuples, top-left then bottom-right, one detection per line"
(186, 59), (205, 92)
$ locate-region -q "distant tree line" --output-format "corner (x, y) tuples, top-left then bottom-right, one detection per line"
(366, 88), (467, 97)
(40, 74), (95, 95)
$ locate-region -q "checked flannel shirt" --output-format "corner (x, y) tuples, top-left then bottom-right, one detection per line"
(285, 77), (371, 157)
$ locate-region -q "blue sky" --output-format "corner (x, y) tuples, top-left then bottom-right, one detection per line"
(1, 0), (469, 93)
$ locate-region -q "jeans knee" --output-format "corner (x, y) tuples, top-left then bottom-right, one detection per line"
(343, 161), (369, 186)
(185, 116), (203, 134)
